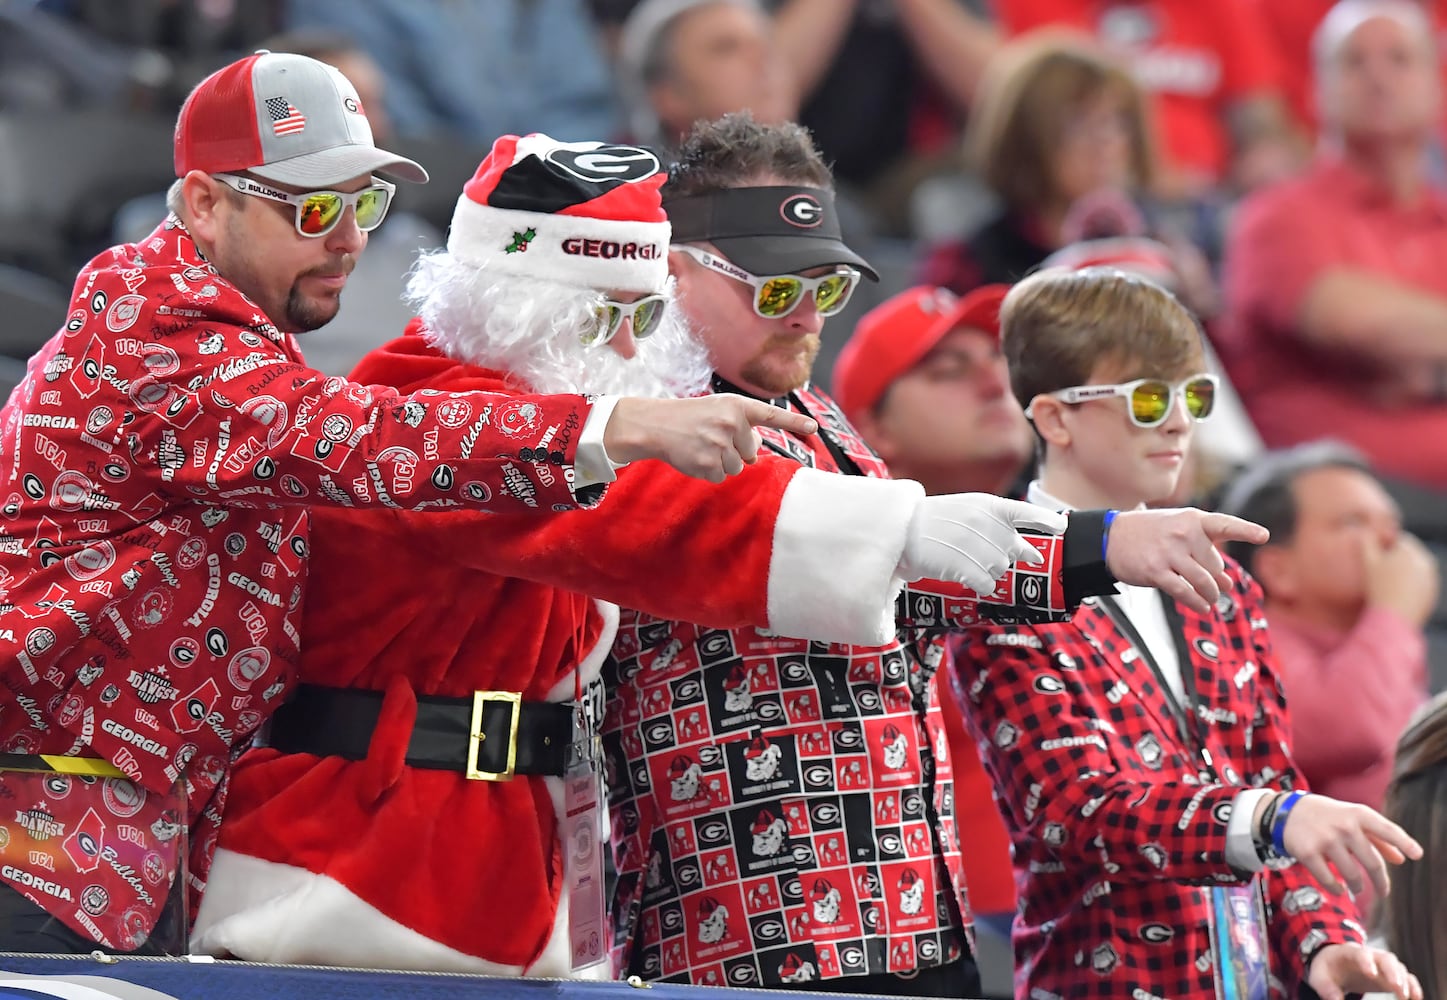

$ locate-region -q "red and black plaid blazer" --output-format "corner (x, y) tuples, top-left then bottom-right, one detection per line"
(949, 565), (1364, 1000)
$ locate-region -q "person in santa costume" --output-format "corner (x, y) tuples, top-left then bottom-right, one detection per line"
(191, 128), (1265, 980)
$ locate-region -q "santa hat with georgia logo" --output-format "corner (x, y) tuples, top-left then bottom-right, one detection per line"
(447, 133), (671, 294)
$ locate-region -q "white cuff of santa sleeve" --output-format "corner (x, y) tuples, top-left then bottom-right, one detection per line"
(768, 469), (925, 646)
(1225, 787), (1275, 873)
(575, 395), (626, 488)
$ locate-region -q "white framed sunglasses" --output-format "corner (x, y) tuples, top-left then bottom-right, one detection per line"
(671, 244), (860, 319)
(1027, 373), (1220, 427)
(212, 172), (396, 237)
(582, 294), (668, 347)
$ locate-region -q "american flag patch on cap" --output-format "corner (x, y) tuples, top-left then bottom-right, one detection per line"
(266, 96), (306, 136)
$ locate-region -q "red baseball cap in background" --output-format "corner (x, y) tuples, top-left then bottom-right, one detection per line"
(174, 50), (427, 187)
(832, 283), (1010, 420)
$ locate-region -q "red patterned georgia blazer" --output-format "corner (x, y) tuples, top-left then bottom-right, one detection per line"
(949, 565), (1364, 1000)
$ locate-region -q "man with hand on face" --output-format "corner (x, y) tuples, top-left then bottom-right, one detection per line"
(600, 114), (1271, 996)
(0, 53), (811, 957)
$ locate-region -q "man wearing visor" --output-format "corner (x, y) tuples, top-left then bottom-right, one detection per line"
(0, 53), (817, 956)
(599, 114), (1275, 995)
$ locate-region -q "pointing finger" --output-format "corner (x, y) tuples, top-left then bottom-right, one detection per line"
(1201, 512), (1269, 545)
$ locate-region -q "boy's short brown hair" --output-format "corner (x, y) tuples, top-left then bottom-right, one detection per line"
(1000, 267), (1205, 411)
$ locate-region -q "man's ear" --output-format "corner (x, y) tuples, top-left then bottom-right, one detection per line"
(850, 405), (896, 464)
(1028, 396), (1072, 450)
(1251, 544), (1296, 601)
(180, 171), (227, 246)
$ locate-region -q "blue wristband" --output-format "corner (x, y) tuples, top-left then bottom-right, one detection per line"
(1270, 790), (1307, 858)
(1101, 509), (1118, 561)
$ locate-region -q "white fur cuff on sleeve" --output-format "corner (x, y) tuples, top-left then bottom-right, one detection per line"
(768, 469), (924, 646)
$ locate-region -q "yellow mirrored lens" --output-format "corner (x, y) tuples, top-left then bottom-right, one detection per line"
(1184, 379), (1216, 418)
(756, 277), (803, 316)
(814, 274), (851, 313)
(354, 188), (387, 229)
(1130, 382), (1171, 424)
(633, 299), (663, 337)
(582, 307), (611, 345)
(299, 193), (343, 235)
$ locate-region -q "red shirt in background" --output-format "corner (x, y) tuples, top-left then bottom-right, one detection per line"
(997, 0), (1285, 182)
(1220, 155), (1447, 490)
(937, 657), (1015, 919)
(1266, 606), (1427, 812)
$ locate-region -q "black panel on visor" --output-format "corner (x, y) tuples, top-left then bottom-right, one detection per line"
(664, 186), (879, 281)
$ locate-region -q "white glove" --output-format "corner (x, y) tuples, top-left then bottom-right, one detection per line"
(897, 494), (1068, 593)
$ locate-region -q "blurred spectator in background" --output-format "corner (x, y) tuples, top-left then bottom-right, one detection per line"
(1220, 0), (1447, 494)
(833, 282), (1032, 943)
(919, 34), (1158, 290)
(996, 0), (1305, 197)
(1256, 0), (1447, 147)
(1378, 691), (1447, 995)
(770, 0), (999, 234)
(1222, 442), (1434, 818)
(616, 0), (1000, 236)
(617, 0), (794, 154)
(30, 0), (281, 108)
(284, 0), (620, 144)
(834, 284), (1031, 499)
(0, 0), (165, 112)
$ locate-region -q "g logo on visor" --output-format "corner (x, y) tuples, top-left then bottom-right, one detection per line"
(780, 194), (824, 228)
(545, 144), (660, 184)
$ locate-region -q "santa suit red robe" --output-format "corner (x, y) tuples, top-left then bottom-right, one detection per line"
(193, 324), (1080, 973)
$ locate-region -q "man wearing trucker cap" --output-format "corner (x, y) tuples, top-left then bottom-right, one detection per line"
(834, 284), (1033, 503)
(0, 51), (819, 954)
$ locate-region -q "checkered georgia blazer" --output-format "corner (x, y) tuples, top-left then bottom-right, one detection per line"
(949, 565), (1365, 1000)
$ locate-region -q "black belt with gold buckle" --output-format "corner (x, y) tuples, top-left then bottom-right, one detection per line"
(260, 683), (585, 780)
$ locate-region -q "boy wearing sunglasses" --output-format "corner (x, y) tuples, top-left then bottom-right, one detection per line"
(951, 266), (1423, 1000)
(0, 53), (825, 957)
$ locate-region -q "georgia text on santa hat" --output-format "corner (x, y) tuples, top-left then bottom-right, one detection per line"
(447, 134), (672, 295)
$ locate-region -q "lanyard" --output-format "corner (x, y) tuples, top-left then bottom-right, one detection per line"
(1096, 592), (1222, 783)
(709, 376), (866, 477)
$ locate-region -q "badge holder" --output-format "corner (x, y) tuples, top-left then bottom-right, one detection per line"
(0, 755), (189, 954)
(563, 709), (607, 972)
(1205, 878), (1272, 1000)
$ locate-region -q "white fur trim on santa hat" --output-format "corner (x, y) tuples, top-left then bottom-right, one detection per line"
(448, 198), (670, 294)
(766, 469), (924, 646)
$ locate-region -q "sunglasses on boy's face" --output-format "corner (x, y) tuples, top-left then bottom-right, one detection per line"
(671, 244), (860, 319)
(581, 294), (668, 347)
(212, 173), (395, 238)
(1029, 373), (1219, 428)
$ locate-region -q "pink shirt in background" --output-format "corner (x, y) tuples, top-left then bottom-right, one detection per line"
(1267, 606), (1428, 812)
(1220, 156), (1447, 490)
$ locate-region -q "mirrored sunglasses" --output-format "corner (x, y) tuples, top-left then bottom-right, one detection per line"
(672, 244), (859, 319)
(583, 294), (668, 347)
(1033, 373), (1219, 428)
(212, 172), (395, 237)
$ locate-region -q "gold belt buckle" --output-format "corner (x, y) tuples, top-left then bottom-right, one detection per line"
(466, 691), (522, 781)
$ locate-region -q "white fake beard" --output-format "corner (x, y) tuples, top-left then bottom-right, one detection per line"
(405, 251), (713, 398)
